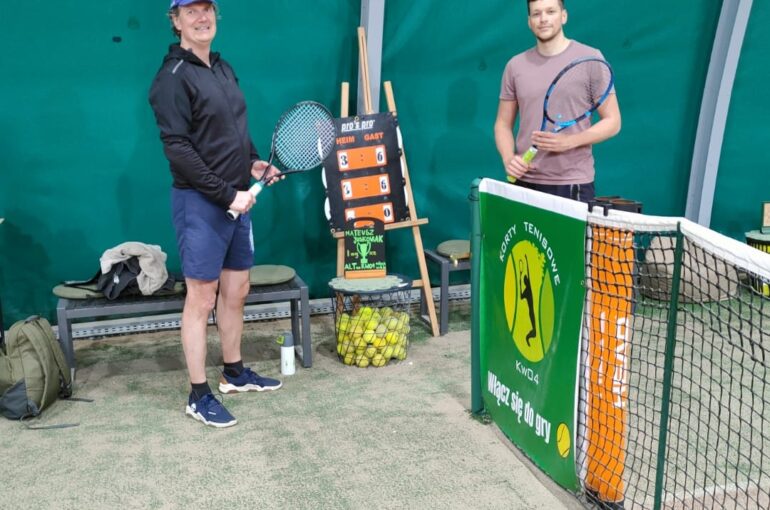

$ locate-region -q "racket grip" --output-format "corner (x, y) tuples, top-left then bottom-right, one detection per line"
(226, 182), (265, 220)
(507, 147), (538, 184)
(521, 146), (538, 164)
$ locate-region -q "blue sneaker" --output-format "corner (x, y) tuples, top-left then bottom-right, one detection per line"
(218, 367), (283, 394)
(185, 393), (237, 428)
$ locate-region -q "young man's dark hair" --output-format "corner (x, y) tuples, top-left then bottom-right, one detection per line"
(527, 0), (564, 12)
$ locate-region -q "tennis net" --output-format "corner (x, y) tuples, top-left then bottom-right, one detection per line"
(577, 211), (770, 510)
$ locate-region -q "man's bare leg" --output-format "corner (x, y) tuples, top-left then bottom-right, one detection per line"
(216, 268), (250, 363)
(181, 277), (219, 384)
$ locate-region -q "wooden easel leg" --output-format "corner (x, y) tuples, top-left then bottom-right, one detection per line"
(412, 227), (440, 337)
(336, 81), (350, 279)
(336, 238), (345, 277)
(382, 81), (440, 337)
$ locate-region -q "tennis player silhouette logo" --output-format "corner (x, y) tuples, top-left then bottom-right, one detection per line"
(503, 240), (554, 363)
(519, 256), (537, 347)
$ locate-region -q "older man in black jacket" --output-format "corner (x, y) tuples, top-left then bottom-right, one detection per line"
(149, 0), (282, 428)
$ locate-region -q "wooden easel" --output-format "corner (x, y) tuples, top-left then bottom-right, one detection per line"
(333, 28), (439, 337)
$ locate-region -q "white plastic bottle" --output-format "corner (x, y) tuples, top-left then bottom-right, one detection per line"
(279, 332), (296, 376)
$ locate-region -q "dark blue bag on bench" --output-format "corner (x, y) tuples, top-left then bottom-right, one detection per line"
(97, 257), (143, 300)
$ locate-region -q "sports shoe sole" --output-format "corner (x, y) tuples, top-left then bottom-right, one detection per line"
(185, 405), (238, 428)
(218, 381), (283, 394)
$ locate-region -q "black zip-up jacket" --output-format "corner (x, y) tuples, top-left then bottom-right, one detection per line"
(149, 44), (259, 208)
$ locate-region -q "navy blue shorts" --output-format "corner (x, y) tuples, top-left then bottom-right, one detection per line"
(171, 188), (254, 281)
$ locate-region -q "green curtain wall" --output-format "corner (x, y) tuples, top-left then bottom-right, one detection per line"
(0, 1), (359, 324)
(1, 0), (763, 325)
(711, 0), (769, 239)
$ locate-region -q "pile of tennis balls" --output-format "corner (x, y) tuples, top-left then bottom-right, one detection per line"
(335, 305), (410, 368)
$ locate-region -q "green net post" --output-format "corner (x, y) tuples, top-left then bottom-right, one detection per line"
(653, 224), (685, 510)
(470, 179), (483, 415)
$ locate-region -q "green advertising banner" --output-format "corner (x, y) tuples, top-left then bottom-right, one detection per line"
(478, 179), (587, 491)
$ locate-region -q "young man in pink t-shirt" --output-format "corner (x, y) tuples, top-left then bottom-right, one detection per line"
(494, 0), (621, 202)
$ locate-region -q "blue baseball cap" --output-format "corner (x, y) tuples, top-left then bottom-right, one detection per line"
(169, 0), (216, 7)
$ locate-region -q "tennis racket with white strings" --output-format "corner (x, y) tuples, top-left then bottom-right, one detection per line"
(227, 101), (337, 219)
(508, 57), (614, 183)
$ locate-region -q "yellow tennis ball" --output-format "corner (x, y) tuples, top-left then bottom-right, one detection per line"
(338, 342), (353, 356)
(342, 352), (355, 365)
(357, 356), (370, 368)
(364, 346), (377, 359)
(556, 423), (570, 458)
(375, 324), (387, 336)
(385, 317), (399, 331)
(383, 346), (395, 359)
(371, 336), (387, 349)
(362, 329), (375, 343)
(371, 353), (387, 367)
(385, 331), (397, 345)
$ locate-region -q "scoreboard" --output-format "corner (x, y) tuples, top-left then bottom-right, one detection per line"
(323, 112), (409, 232)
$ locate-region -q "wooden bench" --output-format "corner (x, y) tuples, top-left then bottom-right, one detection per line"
(56, 275), (312, 379)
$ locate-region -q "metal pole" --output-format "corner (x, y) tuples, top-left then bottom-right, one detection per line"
(686, 0), (754, 226)
(470, 179), (483, 414)
(653, 226), (685, 509)
(359, 0), (385, 114)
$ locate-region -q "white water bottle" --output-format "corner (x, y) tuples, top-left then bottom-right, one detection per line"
(279, 332), (296, 376)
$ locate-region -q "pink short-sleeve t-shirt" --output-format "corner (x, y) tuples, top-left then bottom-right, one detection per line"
(500, 40), (609, 185)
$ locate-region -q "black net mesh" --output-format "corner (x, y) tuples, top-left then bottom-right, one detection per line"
(577, 220), (770, 509)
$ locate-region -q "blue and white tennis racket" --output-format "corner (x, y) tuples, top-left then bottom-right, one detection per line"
(508, 57), (614, 183)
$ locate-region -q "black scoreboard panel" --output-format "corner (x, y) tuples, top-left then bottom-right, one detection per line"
(323, 112), (409, 232)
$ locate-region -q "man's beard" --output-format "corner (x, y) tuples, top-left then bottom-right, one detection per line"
(536, 26), (563, 44)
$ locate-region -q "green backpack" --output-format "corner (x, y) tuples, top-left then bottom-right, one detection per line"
(0, 316), (73, 420)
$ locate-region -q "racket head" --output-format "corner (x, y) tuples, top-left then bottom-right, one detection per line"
(543, 58), (614, 131)
(272, 101), (336, 171)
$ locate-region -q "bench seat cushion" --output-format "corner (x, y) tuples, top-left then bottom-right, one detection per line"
(436, 240), (470, 260)
(53, 281), (186, 300)
(249, 265), (296, 286)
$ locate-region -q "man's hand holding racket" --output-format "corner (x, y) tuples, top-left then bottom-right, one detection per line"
(227, 162), (284, 215)
(250, 159), (285, 189)
(228, 190), (256, 215)
(530, 130), (579, 154)
(505, 132), (577, 180)
(504, 153), (532, 181)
